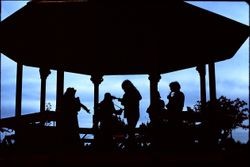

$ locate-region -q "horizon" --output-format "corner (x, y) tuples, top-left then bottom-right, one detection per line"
(1, 1), (249, 143)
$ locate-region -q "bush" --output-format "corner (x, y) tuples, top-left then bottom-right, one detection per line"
(193, 96), (249, 140)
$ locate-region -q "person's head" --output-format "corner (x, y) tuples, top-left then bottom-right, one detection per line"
(169, 81), (181, 92)
(65, 87), (76, 97)
(104, 92), (112, 101)
(121, 79), (133, 91)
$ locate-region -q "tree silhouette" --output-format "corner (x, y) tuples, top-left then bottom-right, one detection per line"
(193, 96), (249, 144)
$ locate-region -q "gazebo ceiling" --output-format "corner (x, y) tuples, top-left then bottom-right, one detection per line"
(1, 1), (249, 75)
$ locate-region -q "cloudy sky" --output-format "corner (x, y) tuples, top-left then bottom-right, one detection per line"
(1, 1), (249, 142)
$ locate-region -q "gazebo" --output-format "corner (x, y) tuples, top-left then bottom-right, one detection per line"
(0, 0), (249, 151)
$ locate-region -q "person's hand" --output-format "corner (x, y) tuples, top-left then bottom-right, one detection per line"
(167, 92), (173, 99)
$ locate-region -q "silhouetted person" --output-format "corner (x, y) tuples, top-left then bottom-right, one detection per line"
(118, 79), (142, 150)
(147, 91), (165, 126)
(95, 92), (122, 150)
(165, 81), (185, 150)
(165, 81), (185, 127)
(146, 91), (166, 150)
(59, 87), (90, 150)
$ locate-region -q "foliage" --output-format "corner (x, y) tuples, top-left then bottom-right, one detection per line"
(193, 96), (249, 136)
(45, 102), (52, 111)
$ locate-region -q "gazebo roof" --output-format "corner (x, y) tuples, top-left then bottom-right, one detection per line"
(1, 1), (249, 75)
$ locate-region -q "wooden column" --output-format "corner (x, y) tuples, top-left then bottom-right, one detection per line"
(14, 63), (23, 146)
(15, 63), (23, 117)
(39, 68), (51, 112)
(208, 63), (217, 102)
(148, 73), (161, 104)
(196, 65), (207, 111)
(90, 74), (103, 129)
(56, 69), (64, 112)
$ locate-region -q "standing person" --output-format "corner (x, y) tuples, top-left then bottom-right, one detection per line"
(146, 90), (166, 150)
(95, 92), (122, 150)
(118, 79), (142, 150)
(165, 81), (185, 127)
(165, 81), (185, 149)
(59, 87), (90, 150)
(147, 91), (165, 126)
(166, 81), (185, 113)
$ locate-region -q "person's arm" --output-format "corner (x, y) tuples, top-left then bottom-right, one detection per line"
(76, 97), (90, 113)
(117, 97), (124, 105)
(80, 103), (90, 113)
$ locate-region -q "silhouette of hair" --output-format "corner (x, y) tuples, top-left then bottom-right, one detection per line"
(104, 92), (112, 100)
(121, 79), (138, 92)
(65, 87), (76, 96)
(169, 81), (181, 91)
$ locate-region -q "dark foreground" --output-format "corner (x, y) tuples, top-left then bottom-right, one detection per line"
(0, 145), (249, 167)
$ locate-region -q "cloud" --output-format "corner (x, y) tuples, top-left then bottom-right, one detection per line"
(1, 1), (28, 21)
(216, 79), (249, 101)
(187, 1), (249, 26)
(0, 99), (15, 118)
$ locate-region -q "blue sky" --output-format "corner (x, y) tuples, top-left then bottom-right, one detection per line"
(1, 1), (249, 142)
